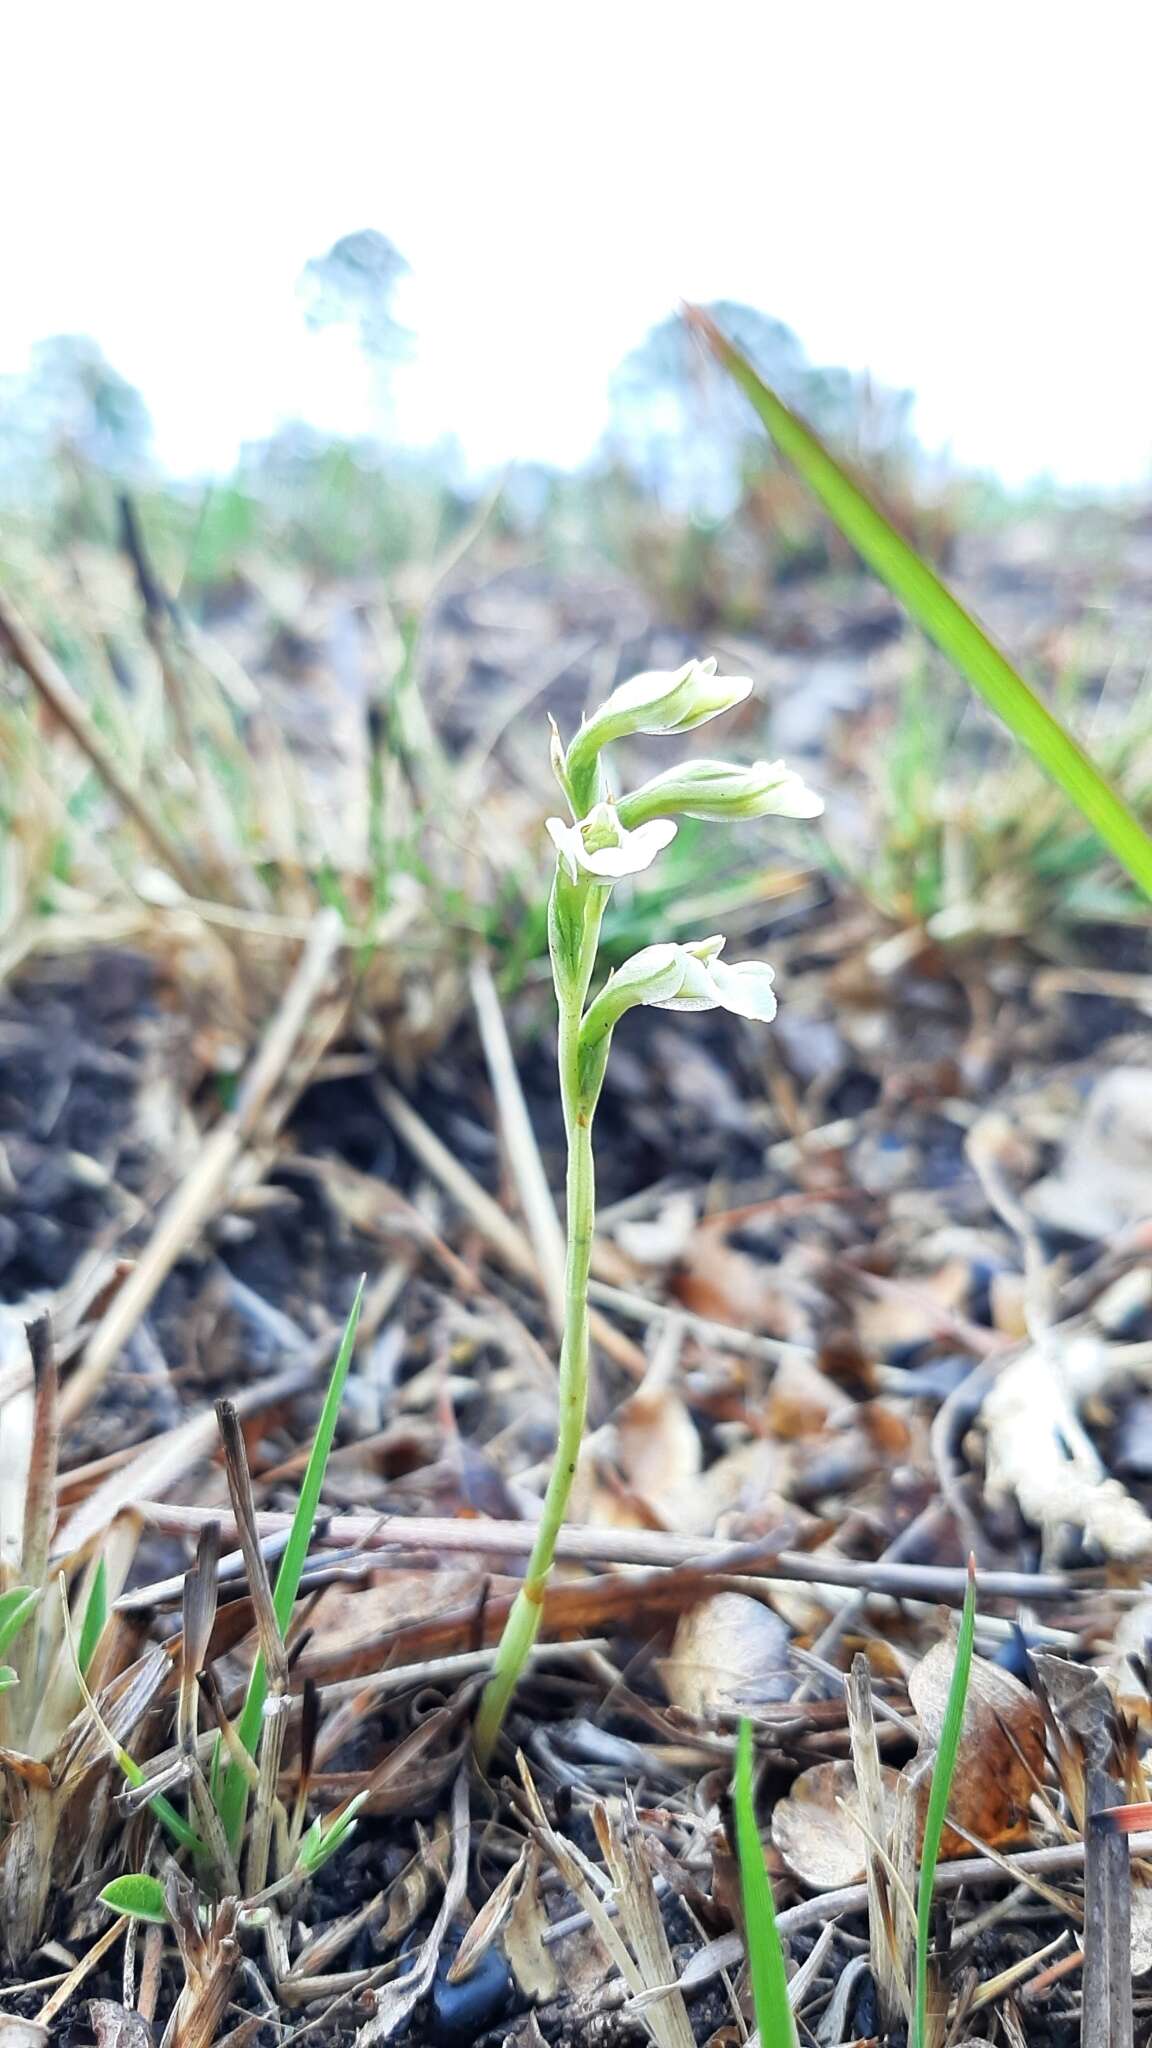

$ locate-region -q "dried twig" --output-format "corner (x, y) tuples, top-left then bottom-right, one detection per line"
(1083, 1771), (1134, 2048)
(126, 1505), (1086, 1601)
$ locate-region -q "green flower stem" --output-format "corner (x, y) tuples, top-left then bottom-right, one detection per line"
(473, 884), (605, 1768)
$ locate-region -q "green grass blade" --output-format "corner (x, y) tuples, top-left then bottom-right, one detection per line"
(689, 306), (1152, 900)
(913, 1559), (977, 2048)
(78, 1557), (107, 1676)
(0, 1586), (38, 1659)
(734, 1718), (796, 2047)
(216, 1278), (365, 1849)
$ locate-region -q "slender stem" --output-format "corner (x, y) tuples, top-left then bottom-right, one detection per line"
(473, 883), (604, 1768)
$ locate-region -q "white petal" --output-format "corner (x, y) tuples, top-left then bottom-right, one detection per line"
(650, 953), (723, 1012)
(597, 662), (699, 721)
(580, 817), (677, 877)
(759, 766), (825, 819)
(708, 958), (778, 1022)
(545, 816), (581, 881)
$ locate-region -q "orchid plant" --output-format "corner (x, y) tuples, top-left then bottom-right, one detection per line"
(472, 658), (823, 1767)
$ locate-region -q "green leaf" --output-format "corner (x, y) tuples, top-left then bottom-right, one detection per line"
(0, 1665), (18, 1691)
(217, 1280), (366, 1851)
(78, 1557), (107, 1676)
(0, 1586), (38, 1659)
(733, 1718), (796, 2048)
(913, 1560), (977, 2048)
(297, 1794), (366, 1875)
(692, 307), (1152, 901)
(99, 1873), (169, 1924)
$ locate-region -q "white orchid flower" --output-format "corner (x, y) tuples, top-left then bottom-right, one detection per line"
(581, 934), (777, 1052)
(617, 756), (824, 827)
(546, 801), (677, 884)
(564, 657), (752, 803)
(650, 934), (778, 1021)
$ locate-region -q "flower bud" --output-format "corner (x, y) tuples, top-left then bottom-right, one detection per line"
(616, 757), (824, 829)
(565, 657), (752, 809)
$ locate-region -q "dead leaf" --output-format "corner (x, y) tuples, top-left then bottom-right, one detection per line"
(447, 1847), (527, 1983)
(302, 1572), (484, 1660)
(0, 2020), (49, 2048)
(909, 1643), (1045, 1852)
(662, 1593), (792, 1720)
(610, 1382), (702, 1526)
(763, 1353), (838, 1439)
(673, 1231), (795, 1334)
(772, 1758), (902, 1889)
(503, 1843), (561, 2002)
(88, 2003), (153, 2048)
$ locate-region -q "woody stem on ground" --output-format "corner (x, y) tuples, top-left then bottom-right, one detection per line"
(472, 882), (605, 1769)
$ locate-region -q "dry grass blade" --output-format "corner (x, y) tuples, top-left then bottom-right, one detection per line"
(594, 1799), (695, 2048)
(373, 1079), (644, 1376)
(58, 1357), (330, 1558)
(178, 1522), (221, 1752)
(18, 1317), (57, 1595)
(34, 1915), (130, 2028)
(516, 1754), (643, 2000)
(469, 951), (566, 1333)
(163, 1872), (241, 2048)
(59, 906), (347, 1424)
(847, 1652), (909, 2027)
(445, 1844), (528, 1985)
(0, 586), (202, 896)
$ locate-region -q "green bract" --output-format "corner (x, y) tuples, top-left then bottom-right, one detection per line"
(472, 660), (822, 1768)
(616, 755), (823, 827)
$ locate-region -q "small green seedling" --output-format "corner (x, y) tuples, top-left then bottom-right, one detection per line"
(913, 1559), (977, 2048)
(214, 1277), (365, 1852)
(734, 1718), (796, 2047)
(472, 661), (823, 1765)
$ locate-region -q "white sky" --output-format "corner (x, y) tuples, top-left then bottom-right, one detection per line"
(3, 1), (1151, 488)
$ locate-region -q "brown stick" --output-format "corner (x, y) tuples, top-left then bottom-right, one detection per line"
(1083, 1768), (1134, 2048)
(123, 1505), (1087, 1603)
